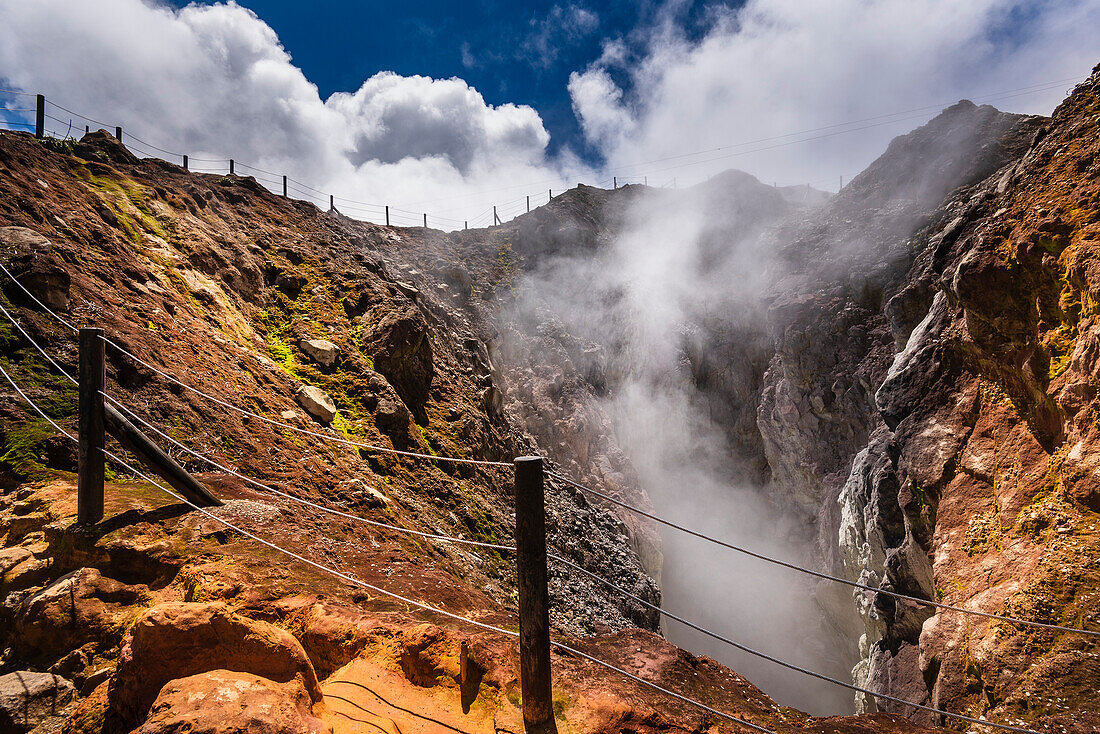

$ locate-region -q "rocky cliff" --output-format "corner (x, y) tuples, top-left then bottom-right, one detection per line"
(0, 120), (949, 733)
(421, 67), (1100, 732)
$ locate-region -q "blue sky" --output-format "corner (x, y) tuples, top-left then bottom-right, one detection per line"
(166, 0), (735, 161)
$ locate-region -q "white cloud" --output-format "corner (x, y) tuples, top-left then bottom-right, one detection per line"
(568, 67), (637, 152)
(571, 0), (1100, 188)
(0, 0), (1096, 222)
(0, 0), (590, 227)
(522, 4), (601, 69)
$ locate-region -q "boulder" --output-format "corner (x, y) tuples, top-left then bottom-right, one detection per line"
(0, 671), (75, 732)
(134, 670), (325, 734)
(0, 546), (32, 575)
(298, 338), (338, 367)
(294, 385), (337, 424)
(373, 398), (411, 433)
(0, 227), (71, 310)
(72, 129), (140, 166)
(481, 385), (504, 418)
(14, 568), (148, 664)
(338, 479), (389, 509)
(109, 602), (323, 727)
(362, 306), (434, 418)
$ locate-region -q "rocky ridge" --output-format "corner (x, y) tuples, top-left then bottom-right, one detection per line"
(408, 69), (1100, 732)
(0, 123), (942, 733)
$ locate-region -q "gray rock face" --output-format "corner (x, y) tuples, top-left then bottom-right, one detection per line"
(299, 338), (338, 367)
(0, 227), (71, 311)
(294, 385), (337, 424)
(0, 671), (75, 732)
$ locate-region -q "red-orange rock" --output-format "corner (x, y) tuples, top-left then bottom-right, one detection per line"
(109, 602), (322, 727)
(134, 670), (327, 734)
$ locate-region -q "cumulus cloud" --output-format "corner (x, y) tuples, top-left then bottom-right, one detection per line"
(0, 0), (590, 227)
(328, 73), (549, 173)
(571, 0), (1100, 188)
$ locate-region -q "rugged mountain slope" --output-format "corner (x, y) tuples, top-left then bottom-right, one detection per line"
(0, 126), (943, 734)
(0, 130), (649, 731)
(414, 70), (1100, 732)
(847, 67), (1100, 726)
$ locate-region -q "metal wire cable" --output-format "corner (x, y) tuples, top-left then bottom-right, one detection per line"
(43, 100), (112, 128)
(547, 554), (1040, 733)
(123, 133), (184, 159)
(0, 299), (510, 552)
(548, 639), (777, 733)
(0, 89), (35, 97)
(0, 302), (851, 729)
(0, 361), (519, 641)
(99, 335), (511, 467)
(644, 80), (1076, 179)
(123, 140), (170, 161)
(547, 471), (1100, 638)
(43, 113), (74, 127)
(0, 266), (509, 467)
(235, 161), (282, 177)
(0, 303), (78, 387)
(0, 361), (786, 733)
(287, 177), (327, 195)
(103, 392), (516, 553)
(0, 121), (35, 130)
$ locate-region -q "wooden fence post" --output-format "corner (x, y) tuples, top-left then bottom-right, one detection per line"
(34, 95), (44, 139)
(385, 205), (390, 226)
(423, 213), (427, 228)
(526, 195), (530, 213)
(115, 126), (122, 142)
(515, 456), (552, 730)
(282, 175), (287, 197)
(182, 155), (188, 170)
(228, 159), (234, 175)
(78, 328), (105, 524)
(548, 189), (552, 201)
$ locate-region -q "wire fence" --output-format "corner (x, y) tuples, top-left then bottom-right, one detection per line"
(0, 73), (1087, 215)
(3, 73), (1095, 731)
(0, 262), (1090, 734)
(0, 91), (633, 231)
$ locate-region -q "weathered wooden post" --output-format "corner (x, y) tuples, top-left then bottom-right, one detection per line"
(78, 328), (105, 524)
(493, 206), (500, 226)
(85, 125), (89, 135)
(282, 175), (287, 197)
(115, 126), (122, 142)
(385, 205), (390, 226)
(182, 155), (188, 170)
(228, 159), (234, 175)
(526, 195), (530, 213)
(34, 95), (44, 139)
(515, 456), (552, 730)
(423, 213), (427, 228)
(613, 176), (617, 189)
(464, 220), (467, 230)
(329, 194), (335, 211)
